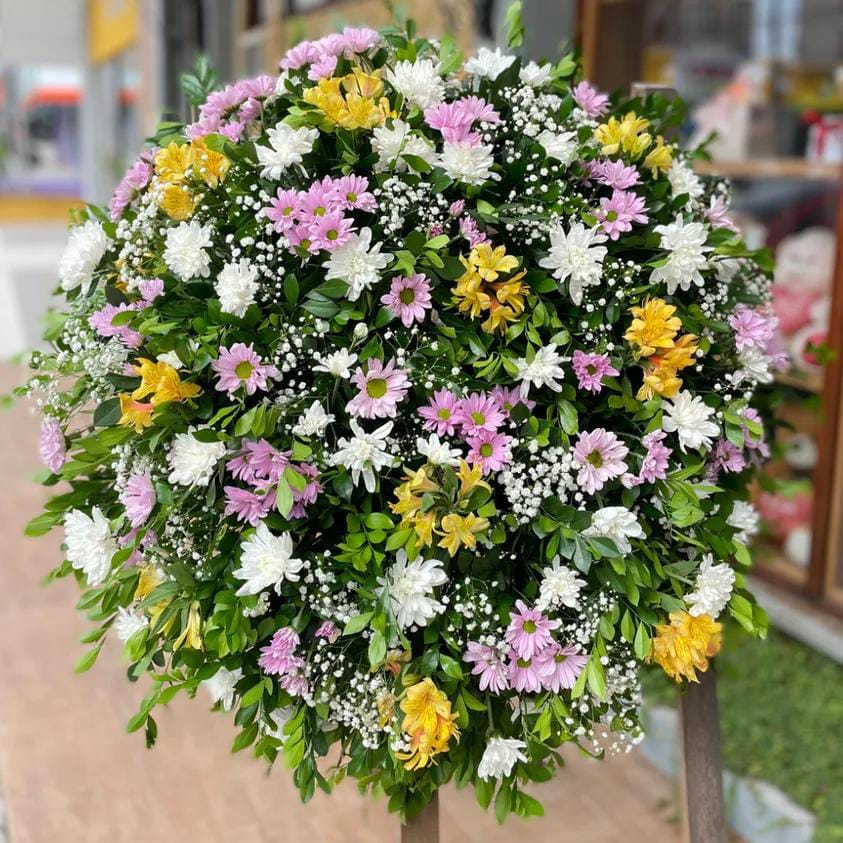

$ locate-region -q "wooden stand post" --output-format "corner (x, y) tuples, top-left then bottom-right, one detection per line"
(679, 668), (727, 843)
(401, 791), (439, 843)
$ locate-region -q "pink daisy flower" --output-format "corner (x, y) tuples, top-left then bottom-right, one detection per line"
(284, 222), (317, 254)
(339, 26), (380, 56)
(308, 209), (355, 251)
(596, 189), (649, 240)
(463, 641), (510, 693)
(467, 431), (513, 474)
(572, 81), (609, 118)
(535, 643), (588, 692)
(508, 652), (544, 693)
(138, 277), (165, 303)
(455, 392), (505, 437)
(120, 472), (156, 528)
(346, 358), (410, 419)
(728, 305), (775, 351)
(571, 350), (619, 393)
(265, 188), (302, 232)
(212, 343), (280, 397)
(331, 175), (377, 212)
(490, 385), (535, 416)
(418, 389), (462, 436)
(228, 439), (290, 487)
(223, 485), (273, 525)
(504, 600), (560, 660)
(572, 428), (629, 494)
(589, 159), (641, 190)
(308, 54), (337, 81)
(624, 429), (672, 487)
(39, 418), (66, 474)
(299, 177), (337, 219)
(380, 273), (433, 328)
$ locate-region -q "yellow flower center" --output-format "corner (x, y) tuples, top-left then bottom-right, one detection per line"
(437, 408), (452, 420)
(480, 443), (494, 458)
(587, 450), (603, 468)
(235, 361), (254, 380)
(471, 411), (486, 425)
(399, 288), (416, 305)
(367, 377), (388, 399)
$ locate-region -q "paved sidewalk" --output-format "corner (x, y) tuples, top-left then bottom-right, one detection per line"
(0, 364), (679, 842)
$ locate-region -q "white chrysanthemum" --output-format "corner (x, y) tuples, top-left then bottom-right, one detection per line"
(167, 431), (226, 486)
(329, 419), (395, 492)
(371, 119), (438, 172)
(416, 433), (462, 466)
(515, 343), (566, 395)
(539, 221), (608, 305)
(662, 392), (719, 452)
(256, 122), (318, 179)
(378, 550), (448, 629)
(666, 160), (704, 206)
(478, 736), (528, 780)
(114, 606), (149, 642)
(439, 141), (495, 186)
(265, 706), (294, 742)
(312, 348), (358, 378)
(233, 522), (305, 596)
(386, 58), (445, 109)
(727, 501), (760, 544)
(536, 556), (586, 612)
(323, 227), (393, 301)
(164, 220), (213, 280)
(519, 61), (552, 87)
(202, 666), (243, 711)
(650, 216), (710, 295)
(215, 258), (259, 317)
(734, 346), (774, 385)
(292, 399), (335, 438)
(59, 220), (111, 295)
(464, 47), (516, 80)
(156, 350), (183, 368)
(582, 506), (645, 554)
(686, 554), (735, 618)
(537, 129), (578, 165)
(64, 507), (117, 585)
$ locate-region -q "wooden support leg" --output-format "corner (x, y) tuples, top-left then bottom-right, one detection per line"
(401, 791), (439, 843)
(679, 667), (727, 843)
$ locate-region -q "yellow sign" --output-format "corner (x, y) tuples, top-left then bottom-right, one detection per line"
(87, 0), (138, 64)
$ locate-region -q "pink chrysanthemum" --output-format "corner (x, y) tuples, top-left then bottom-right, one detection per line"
(449, 199), (465, 217)
(224, 485), (273, 525)
(572, 81), (609, 118)
(89, 303), (143, 348)
(266, 188), (302, 232)
(589, 159), (641, 190)
(535, 643), (588, 692)
(308, 54), (338, 81)
(463, 641), (510, 693)
(308, 209), (355, 251)
(459, 215), (490, 247)
(706, 438), (747, 481)
(572, 428), (629, 494)
(228, 438), (290, 487)
(120, 472), (156, 528)
(315, 621), (339, 642)
(596, 189), (649, 240)
(346, 358), (410, 419)
(467, 431), (513, 474)
(211, 343), (280, 397)
(258, 627), (300, 674)
(741, 408), (770, 458)
(705, 195), (739, 233)
(380, 273), (433, 327)
(571, 350), (619, 393)
(632, 429), (672, 485)
(508, 652), (544, 693)
(280, 40), (319, 70)
(728, 305), (776, 351)
(339, 26), (380, 56)
(108, 155), (153, 221)
(289, 462), (321, 519)
(39, 418), (66, 474)
(454, 392), (505, 437)
(504, 600), (560, 660)
(490, 385), (535, 416)
(418, 389), (462, 436)
(331, 175), (377, 212)
(138, 277), (165, 303)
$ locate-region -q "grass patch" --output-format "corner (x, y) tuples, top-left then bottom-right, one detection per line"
(644, 626), (843, 842)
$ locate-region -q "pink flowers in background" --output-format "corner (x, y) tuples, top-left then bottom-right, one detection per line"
(505, 600), (560, 660)
(454, 392), (505, 437)
(729, 305), (776, 351)
(589, 159), (641, 190)
(39, 418), (66, 474)
(572, 428), (629, 494)
(572, 81), (609, 118)
(572, 350), (619, 393)
(596, 189), (649, 240)
(346, 358), (410, 419)
(380, 273), (433, 327)
(264, 174), (377, 255)
(624, 429), (672, 487)
(467, 431), (513, 473)
(120, 472), (156, 528)
(108, 152), (154, 221)
(419, 388), (461, 436)
(211, 343), (279, 396)
(536, 644), (588, 692)
(258, 627), (308, 696)
(463, 642), (510, 693)
(279, 26), (379, 71)
(424, 96), (501, 143)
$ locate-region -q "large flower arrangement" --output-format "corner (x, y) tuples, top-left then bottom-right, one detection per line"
(25, 21), (780, 822)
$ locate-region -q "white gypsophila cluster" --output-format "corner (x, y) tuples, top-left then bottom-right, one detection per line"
(64, 507), (117, 585)
(167, 430), (227, 486)
(374, 176), (448, 238)
(297, 552), (359, 625)
(499, 444), (576, 524)
(59, 220), (111, 295)
(54, 318), (129, 399)
(686, 553), (735, 618)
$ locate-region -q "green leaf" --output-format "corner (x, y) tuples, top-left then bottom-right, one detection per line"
(240, 680), (265, 709)
(634, 623), (651, 660)
(74, 645), (102, 674)
(363, 512), (393, 530)
(367, 630), (387, 666)
(401, 153), (432, 172)
(284, 465), (307, 492)
(275, 476), (294, 518)
(504, 0), (525, 47)
(343, 612), (373, 635)
(439, 654), (464, 680)
(94, 397), (122, 427)
(231, 722), (259, 753)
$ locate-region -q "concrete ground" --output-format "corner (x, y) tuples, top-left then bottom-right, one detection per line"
(0, 348), (681, 842)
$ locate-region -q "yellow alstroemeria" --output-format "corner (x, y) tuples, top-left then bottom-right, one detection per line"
(594, 112), (652, 157)
(134, 564), (163, 601)
(118, 394), (155, 433)
(132, 358), (201, 405)
(411, 511), (437, 547)
(456, 460), (490, 499)
(154, 141), (194, 183)
(390, 481), (423, 521)
(340, 93), (387, 130)
(191, 137), (231, 187)
(454, 273), (491, 318)
(396, 678), (460, 770)
(637, 364), (683, 401)
(624, 298), (682, 358)
(342, 68), (384, 99)
(173, 600), (204, 651)
(159, 182), (196, 220)
(494, 274), (530, 313)
(643, 136), (673, 177)
(405, 466), (439, 493)
(651, 611), (722, 683)
(303, 78), (348, 125)
(437, 512), (489, 557)
(481, 303), (518, 334)
(470, 243), (520, 282)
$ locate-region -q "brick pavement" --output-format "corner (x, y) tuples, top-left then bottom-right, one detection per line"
(0, 364), (679, 842)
